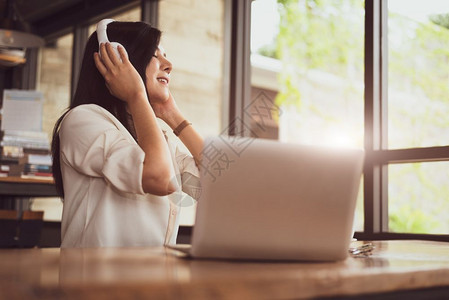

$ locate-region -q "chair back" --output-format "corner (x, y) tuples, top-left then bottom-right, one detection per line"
(19, 211), (44, 248)
(0, 210), (44, 248)
(0, 210), (19, 247)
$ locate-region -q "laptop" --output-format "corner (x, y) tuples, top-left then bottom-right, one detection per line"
(168, 135), (364, 261)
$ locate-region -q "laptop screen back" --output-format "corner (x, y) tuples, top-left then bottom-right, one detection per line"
(191, 136), (364, 261)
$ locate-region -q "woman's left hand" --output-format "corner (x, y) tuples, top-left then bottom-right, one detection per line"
(151, 92), (184, 127)
(94, 43), (147, 104)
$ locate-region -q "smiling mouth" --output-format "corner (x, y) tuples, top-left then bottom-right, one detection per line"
(157, 78), (168, 84)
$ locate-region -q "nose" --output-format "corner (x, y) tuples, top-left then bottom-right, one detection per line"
(160, 56), (172, 75)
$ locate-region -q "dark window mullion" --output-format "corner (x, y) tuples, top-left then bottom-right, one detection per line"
(141, 0), (159, 26)
(380, 0), (389, 233)
(71, 25), (89, 103)
(355, 230), (449, 242)
(364, 0), (383, 235)
(227, 0), (252, 137)
(376, 1), (449, 239)
(373, 146), (449, 164)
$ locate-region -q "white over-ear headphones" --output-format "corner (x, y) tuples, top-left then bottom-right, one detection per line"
(96, 18), (128, 60)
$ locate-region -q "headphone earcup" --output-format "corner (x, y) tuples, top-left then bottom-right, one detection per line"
(109, 42), (128, 61)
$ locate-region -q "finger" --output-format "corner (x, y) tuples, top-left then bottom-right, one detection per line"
(117, 44), (129, 63)
(106, 42), (120, 65)
(99, 42), (113, 69)
(93, 52), (107, 75)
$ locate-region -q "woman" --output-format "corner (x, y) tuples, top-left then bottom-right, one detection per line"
(51, 20), (203, 248)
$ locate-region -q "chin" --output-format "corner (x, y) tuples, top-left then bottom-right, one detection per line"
(149, 91), (170, 103)
(162, 92), (170, 102)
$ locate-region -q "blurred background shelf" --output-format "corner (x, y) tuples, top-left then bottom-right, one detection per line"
(0, 176), (56, 197)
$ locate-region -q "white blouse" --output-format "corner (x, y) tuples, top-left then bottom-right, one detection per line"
(59, 104), (200, 248)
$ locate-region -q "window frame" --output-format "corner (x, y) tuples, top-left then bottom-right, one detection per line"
(359, 0), (449, 241)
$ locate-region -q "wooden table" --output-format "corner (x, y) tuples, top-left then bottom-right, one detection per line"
(1, 240), (449, 299)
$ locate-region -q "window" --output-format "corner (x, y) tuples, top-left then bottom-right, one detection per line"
(389, 162), (449, 234)
(248, 0), (449, 239)
(388, 0), (449, 150)
(386, 0), (449, 235)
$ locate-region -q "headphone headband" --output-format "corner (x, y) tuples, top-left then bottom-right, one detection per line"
(96, 19), (115, 44)
(96, 18), (127, 60)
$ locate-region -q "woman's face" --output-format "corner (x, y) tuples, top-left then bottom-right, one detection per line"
(145, 45), (172, 103)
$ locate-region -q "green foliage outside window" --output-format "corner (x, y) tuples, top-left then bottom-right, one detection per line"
(275, 0), (364, 108)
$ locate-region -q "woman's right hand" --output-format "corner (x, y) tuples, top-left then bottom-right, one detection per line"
(93, 42), (147, 104)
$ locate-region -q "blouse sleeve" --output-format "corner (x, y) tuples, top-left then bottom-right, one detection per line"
(59, 105), (146, 195)
(175, 146), (201, 200)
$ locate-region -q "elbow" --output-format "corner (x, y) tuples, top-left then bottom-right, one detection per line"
(142, 167), (179, 196)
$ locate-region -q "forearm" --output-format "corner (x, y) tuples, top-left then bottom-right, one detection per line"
(128, 95), (178, 195)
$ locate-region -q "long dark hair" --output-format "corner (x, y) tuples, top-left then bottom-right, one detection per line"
(51, 21), (161, 198)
